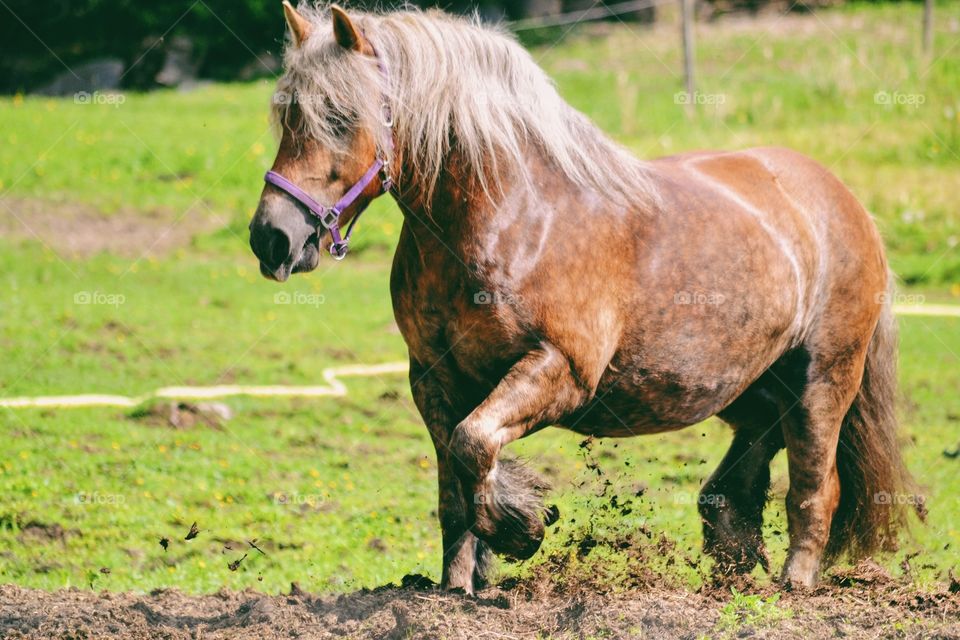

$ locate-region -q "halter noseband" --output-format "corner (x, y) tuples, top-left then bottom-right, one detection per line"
(264, 46), (394, 261)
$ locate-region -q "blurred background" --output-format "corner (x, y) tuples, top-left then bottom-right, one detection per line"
(5, 0), (841, 94)
(0, 0), (957, 596)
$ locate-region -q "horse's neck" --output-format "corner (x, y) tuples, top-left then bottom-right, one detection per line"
(393, 146), (582, 252)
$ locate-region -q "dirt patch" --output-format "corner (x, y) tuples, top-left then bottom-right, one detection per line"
(128, 401), (233, 430)
(0, 572), (957, 640)
(0, 197), (226, 257)
(15, 521), (76, 546)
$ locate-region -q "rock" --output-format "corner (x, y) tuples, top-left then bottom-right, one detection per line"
(238, 53), (281, 81)
(35, 58), (124, 97)
(196, 402), (233, 422)
(236, 597), (275, 626)
(155, 36), (200, 87)
(122, 37), (167, 90)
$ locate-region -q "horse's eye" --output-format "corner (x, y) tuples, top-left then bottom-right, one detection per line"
(325, 111), (352, 138)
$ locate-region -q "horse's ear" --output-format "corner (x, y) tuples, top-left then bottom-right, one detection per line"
(282, 0), (311, 48)
(331, 4), (364, 52)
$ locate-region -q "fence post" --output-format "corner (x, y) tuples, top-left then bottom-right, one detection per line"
(923, 0), (934, 56)
(681, 0), (696, 109)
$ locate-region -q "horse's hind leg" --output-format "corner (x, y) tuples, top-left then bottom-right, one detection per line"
(780, 337), (870, 587)
(702, 381), (787, 576)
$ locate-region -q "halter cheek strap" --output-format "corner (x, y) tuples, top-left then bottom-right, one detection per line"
(264, 158), (390, 260)
(263, 44), (395, 261)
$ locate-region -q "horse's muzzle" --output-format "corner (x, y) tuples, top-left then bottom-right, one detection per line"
(254, 235), (320, 282)
(249, 200), (320, 282)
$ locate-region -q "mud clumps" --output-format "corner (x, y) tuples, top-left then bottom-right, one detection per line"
(829, 558), (894, 587)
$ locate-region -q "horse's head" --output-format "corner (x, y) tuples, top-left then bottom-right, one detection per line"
(250, 3), (393, 281)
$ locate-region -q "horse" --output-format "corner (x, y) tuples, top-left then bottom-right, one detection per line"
(249, 2), (917, 594)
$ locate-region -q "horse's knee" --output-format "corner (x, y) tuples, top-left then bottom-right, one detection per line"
(449, 417), (497, 480)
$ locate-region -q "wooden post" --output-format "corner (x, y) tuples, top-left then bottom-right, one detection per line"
(923, 0), (934, 56)
(681, 0), (695, 109)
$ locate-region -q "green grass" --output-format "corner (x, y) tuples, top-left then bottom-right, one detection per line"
(716, 588), (793, 634)
(0, 245), (400, 398)
(0, 235), (957, 593)
(0, 1), (959, 595)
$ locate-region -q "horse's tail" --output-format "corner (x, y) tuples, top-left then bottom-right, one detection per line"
(826, 279), (922, 561)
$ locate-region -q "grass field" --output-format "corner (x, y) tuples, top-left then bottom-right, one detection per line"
(1, 1), (958, 599)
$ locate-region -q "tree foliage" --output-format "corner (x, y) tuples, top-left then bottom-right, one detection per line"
(0, 0), (769, 91)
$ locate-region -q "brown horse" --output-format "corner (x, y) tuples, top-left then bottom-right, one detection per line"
(249, 3), (916, 593)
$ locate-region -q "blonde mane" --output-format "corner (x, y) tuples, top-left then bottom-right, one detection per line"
(273, 4), (658, 208)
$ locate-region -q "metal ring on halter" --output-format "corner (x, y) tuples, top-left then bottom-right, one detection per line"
(381, 103), (394, 127)
(330, 243), (349, 260)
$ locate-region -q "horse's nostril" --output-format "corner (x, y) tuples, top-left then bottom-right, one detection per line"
(268, 230), (291, 270)
(251, 223), (292, 271)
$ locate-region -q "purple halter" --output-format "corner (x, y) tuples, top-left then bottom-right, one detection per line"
(264, 45), (395, 261)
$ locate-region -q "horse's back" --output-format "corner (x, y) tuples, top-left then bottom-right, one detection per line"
(649, 145), (886, 306)
(652, 146), (878, 247)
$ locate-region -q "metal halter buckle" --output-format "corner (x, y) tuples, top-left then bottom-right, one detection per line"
(319, 208), (340, 229)
(379, 159), (393, 192)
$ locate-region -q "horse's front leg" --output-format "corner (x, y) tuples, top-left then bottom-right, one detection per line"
(409, 361), (492, 593)
(450, 343), (589, 559)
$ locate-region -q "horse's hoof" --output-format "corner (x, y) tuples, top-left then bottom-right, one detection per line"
(470, 457), (551, 560)
(780, 554), (820, 589)
(707, 541), (768, 577)
(483, 524), (544, 561)
(473, 501), (546, 560)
